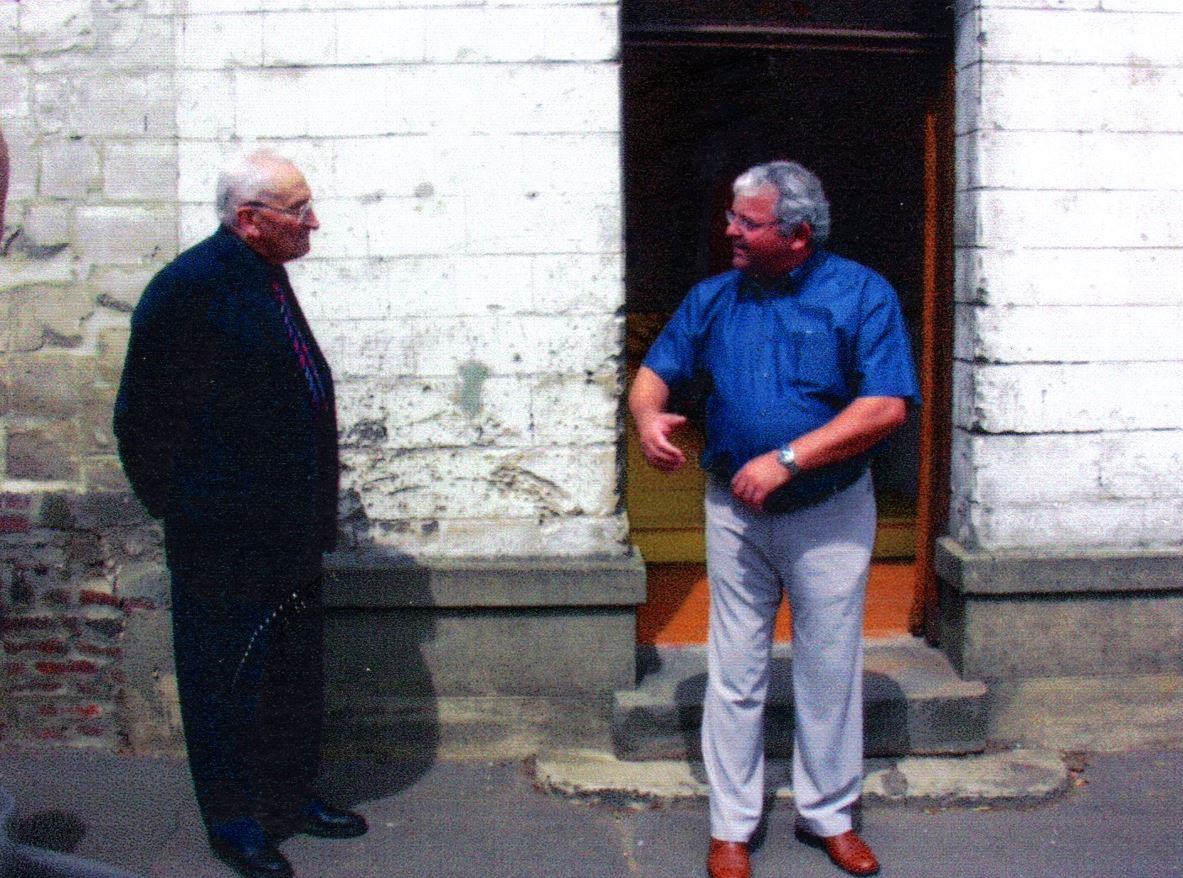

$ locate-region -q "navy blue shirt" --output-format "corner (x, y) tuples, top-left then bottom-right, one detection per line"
(642, 250), (921, 509)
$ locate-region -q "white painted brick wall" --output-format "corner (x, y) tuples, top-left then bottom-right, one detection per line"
(959, 130), (1183, 193)
(952, 430), (1183, 506)
(104, 141), (178, 202)
(74, 206), (178, 265)
(2, 0), (180, 526)
(957, 248), (1183, 307)
(953, 1), (1183, 549)
(955, 304), (1183, 363)
(40, 139), (102, 199)
(174, 0), (627, 558)
(952, 494), (1183, 550)
(339, 446), (618, 521)
(954, 360), (1183, 433)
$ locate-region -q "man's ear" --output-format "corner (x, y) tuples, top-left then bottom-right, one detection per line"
(234, 205), (262, 243)
(790, 221), (813, 252)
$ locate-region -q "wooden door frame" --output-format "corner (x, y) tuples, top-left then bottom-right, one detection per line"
(912, 62), (956, 641)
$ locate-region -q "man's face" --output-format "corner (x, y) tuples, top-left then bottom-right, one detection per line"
(236, 161), (319, 265)
(726, 185), (811, 279)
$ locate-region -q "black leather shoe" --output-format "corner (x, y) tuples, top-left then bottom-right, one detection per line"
(296, 800), (368, 839)
(210, 834), (293, 878)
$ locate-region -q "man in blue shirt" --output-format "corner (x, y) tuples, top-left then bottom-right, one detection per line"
(630, 161), (919, 878)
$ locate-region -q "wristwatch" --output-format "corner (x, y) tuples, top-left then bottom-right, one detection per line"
(777, 443), (800, 476)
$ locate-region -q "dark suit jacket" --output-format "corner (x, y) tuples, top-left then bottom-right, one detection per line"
(115, 226), (338, 593)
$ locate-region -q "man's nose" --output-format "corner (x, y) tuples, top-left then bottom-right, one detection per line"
(304, 208), (320, 230)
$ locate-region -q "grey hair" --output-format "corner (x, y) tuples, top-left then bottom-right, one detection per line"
(733, 161), (831, 247)
(214, 148), (293, 228)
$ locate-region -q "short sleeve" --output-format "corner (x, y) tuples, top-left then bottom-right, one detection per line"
(853, 275), (922, 405)
(641, 281), (710, 389)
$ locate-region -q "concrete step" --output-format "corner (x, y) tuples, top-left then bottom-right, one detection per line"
(612, 637), (988, 760)
(536, 747), (1069, 807)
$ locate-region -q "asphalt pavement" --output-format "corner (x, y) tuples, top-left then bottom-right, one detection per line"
(1, 746), (1181, 878)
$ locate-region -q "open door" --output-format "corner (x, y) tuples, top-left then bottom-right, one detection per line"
(622, 3), (954, 645)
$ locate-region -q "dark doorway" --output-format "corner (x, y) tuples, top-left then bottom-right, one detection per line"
(623, 6), (954, 643)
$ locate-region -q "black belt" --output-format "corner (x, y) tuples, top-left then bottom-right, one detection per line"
(713, 467), (866, 514)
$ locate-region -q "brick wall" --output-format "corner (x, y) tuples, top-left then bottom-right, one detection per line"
(2, 0), (179, 749)
(0, 490), (171, 749)
(950, 0), (1183, 550)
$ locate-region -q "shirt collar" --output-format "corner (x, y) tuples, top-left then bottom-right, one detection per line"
(739, 249), (826, 299)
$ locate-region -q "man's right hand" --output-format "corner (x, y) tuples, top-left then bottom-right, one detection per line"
(636, 412), (688, 472)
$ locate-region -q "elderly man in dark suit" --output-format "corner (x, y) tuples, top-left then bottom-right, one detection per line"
(115, 149), (365, 878)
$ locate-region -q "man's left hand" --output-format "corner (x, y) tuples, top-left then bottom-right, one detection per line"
(730, 450), (792, 511)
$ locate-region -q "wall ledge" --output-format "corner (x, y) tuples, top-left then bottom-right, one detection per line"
(323, 548), (647, 608)
(935, 536), (1183, 597)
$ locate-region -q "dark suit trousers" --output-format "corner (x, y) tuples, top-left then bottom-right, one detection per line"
(170, 569), (324, 830)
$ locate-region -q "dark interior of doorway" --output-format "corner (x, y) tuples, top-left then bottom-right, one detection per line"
(624, 44), (949, 643)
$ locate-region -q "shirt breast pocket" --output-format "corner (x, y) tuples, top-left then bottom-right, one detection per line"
(792, 329), (842, 391)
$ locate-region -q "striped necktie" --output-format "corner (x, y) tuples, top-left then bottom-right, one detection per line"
(271, 280), (327, 410)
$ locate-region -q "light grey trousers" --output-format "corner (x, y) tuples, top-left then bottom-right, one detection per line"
(702, 471), (876, 841)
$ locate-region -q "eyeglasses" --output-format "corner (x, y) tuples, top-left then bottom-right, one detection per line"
(725, 210), (782, 233)
(243, 200), (316, 224)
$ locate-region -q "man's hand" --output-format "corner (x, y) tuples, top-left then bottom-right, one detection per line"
(636, 412), (689, 472)
(730, 449), (791, 511)
(629, 366), (690, 473)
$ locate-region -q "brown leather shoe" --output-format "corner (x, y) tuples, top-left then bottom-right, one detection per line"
(707, 838), (751, 878)
(796, 828), (880, 876)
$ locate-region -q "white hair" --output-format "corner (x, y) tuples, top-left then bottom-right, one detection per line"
(214, 148), (296, 228)
(734, 160), (832, 247)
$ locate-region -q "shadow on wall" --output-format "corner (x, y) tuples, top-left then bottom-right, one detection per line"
(320, 545), (440, 806)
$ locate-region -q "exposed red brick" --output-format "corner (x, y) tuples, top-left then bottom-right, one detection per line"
(78, 642), (122, 659)
(2, 638), (68, 655)
(0, 493), (33, 511)
(34, 659), (99, 675)
(2, 617), (58, 632)
(66, 704), (103, 719)
(80, 590), (119, 607)
(121, 597), (157, 611)
(33, 728), (68, 741)
(5, 661), (26, 675)
(77, 724), (106, 737)
(36, 704), (58, 717)
(0, 515), (31, 534)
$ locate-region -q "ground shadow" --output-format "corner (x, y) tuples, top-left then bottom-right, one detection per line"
(300, 548), (440, 827)
(10, 810), (87, 854)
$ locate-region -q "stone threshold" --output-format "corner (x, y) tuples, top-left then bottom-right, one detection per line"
(535, 747), (1069, 808)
